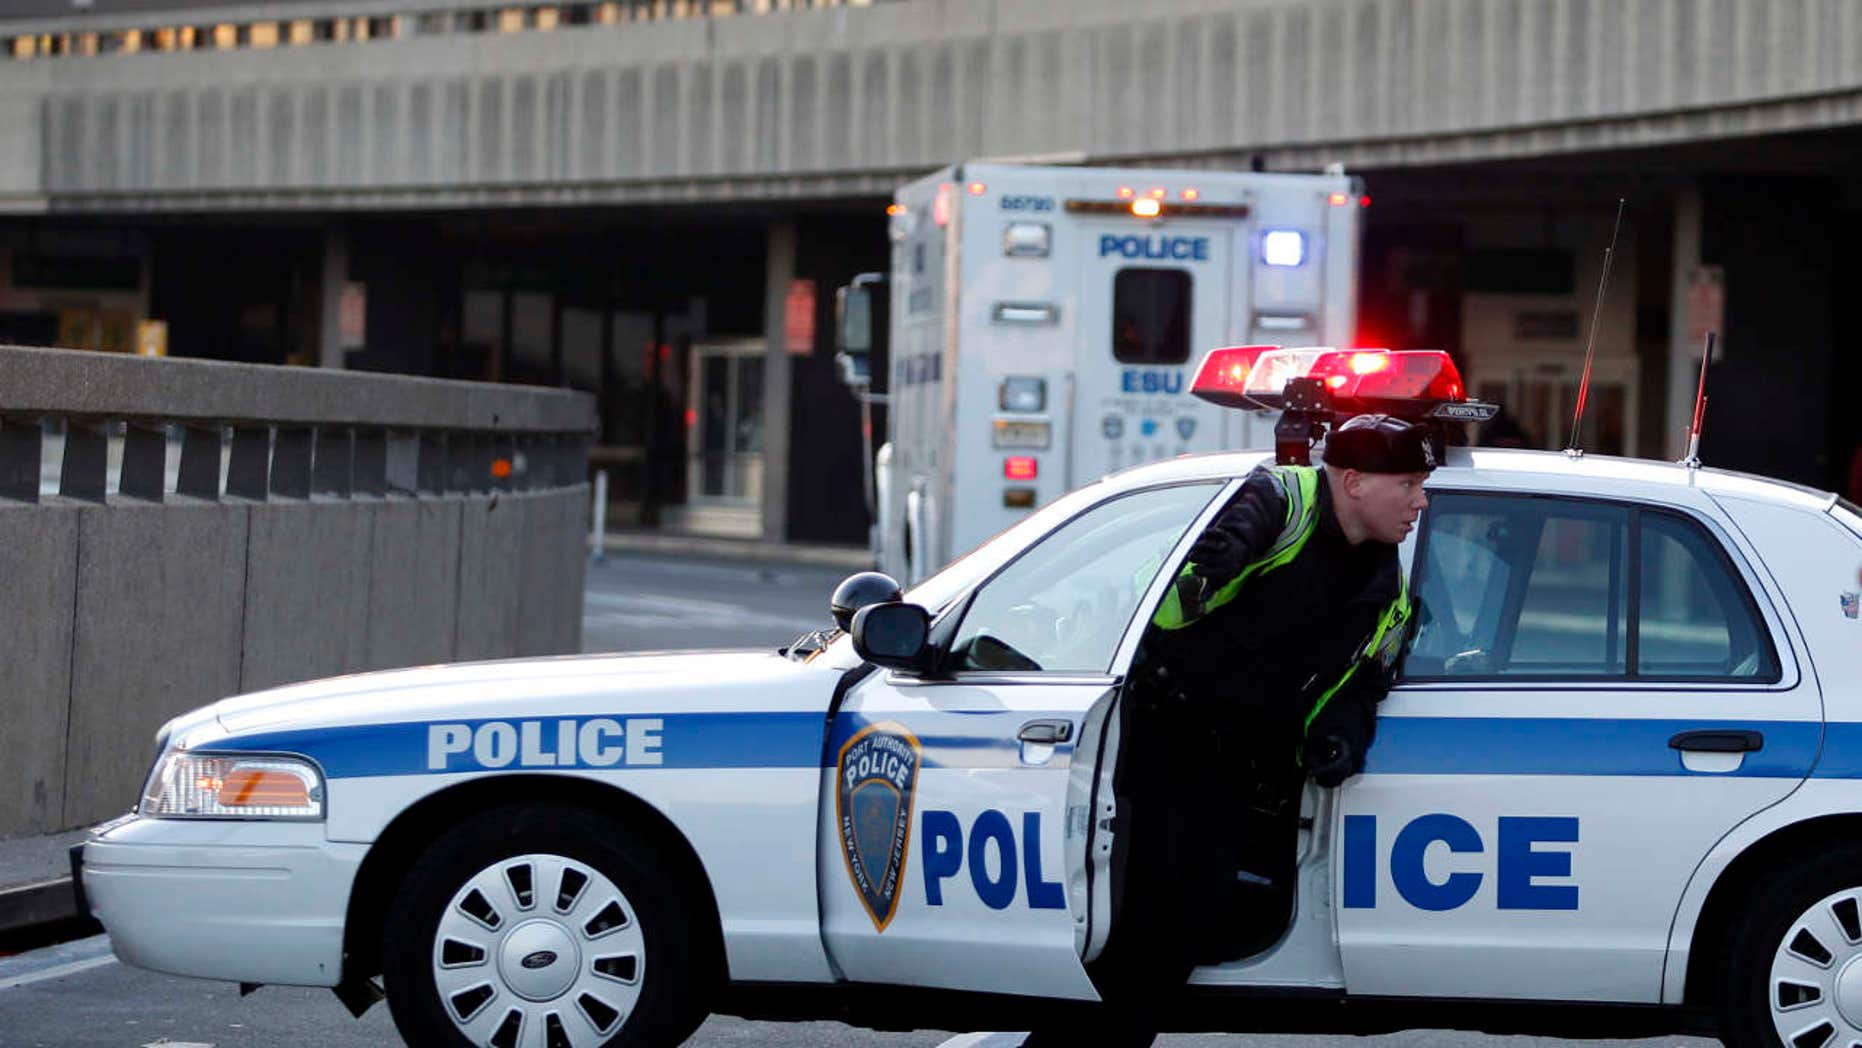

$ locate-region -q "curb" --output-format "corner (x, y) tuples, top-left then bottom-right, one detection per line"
(596, 531), (873, 570)
(0, 877), (80, 938)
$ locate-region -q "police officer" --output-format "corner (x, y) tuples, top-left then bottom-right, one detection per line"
(1020, 413), (1431, 1047)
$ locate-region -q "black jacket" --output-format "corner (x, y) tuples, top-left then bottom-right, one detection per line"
(1142, 465), (1406, 770)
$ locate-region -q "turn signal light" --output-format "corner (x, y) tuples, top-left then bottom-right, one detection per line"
(218, 768), (313, 809)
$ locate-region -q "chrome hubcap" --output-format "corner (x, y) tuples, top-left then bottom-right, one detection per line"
(433, 853), (645, 1048)
(1770, 887), (1862, 1048)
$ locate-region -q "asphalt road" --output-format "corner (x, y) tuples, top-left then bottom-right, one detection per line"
(0, 553), (1723, 1048)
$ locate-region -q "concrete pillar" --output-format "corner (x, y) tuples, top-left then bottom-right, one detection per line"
(1664, 184), (1702, 461)
(318, 226), (349, 369)
(760, 219), (796, 543)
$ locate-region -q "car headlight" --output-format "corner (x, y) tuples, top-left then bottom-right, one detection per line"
(140, 752), (325, 820)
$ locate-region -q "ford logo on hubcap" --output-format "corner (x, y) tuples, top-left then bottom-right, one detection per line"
(520, 950), (558, 970)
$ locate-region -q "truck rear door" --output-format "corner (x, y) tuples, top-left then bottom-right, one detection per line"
(1071, 219), (1239, 486)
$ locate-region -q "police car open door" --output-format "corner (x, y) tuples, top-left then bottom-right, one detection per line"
(1338, 489), (1818, 1002)
(819, 479), (1234, 998)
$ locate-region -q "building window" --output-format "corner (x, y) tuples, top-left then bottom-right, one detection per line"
(535, 7), (561, 30)
(212, 23), (237, 49)
(248, 22), (279, 48)
(497, 8), (526, 32)
(286, 20), (313, 44)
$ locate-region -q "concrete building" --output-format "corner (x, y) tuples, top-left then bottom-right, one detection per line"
(4, 0), (1861, 543)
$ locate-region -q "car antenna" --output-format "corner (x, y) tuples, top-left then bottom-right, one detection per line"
(1681, 330), (1715, 470)
(1564, 197), (1627, 458)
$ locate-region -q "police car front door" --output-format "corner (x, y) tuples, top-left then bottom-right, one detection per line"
(1335, 490), (1817, 1003)
(1070, 221), (1234, 486)
(818, 481), (1227, 998)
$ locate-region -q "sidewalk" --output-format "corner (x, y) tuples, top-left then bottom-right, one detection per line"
(0, 829), (90, 941)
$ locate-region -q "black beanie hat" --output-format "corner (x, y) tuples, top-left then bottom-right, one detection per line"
(1322, 414), (1438, 474)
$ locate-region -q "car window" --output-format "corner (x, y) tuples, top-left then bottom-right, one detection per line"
(945, 483), (1221, 674)
(1639, 513), (1779, 679)
(1405, 493), (1777, 682)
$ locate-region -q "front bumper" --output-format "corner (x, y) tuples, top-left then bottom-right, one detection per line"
(81, 815), (367, 987)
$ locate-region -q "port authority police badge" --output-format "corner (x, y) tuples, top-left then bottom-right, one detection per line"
(835, 722), (923, 932)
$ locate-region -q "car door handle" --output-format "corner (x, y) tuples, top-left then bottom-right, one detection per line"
(1018, 719), (1073, 745)
(1669, 730), (1764, 753)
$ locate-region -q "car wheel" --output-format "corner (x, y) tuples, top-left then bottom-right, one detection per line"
(1719, 845), (1862, 1048)
(382, 803), (711, 1048)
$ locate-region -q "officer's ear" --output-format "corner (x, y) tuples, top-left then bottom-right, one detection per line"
(1337, 467), (1366, 500)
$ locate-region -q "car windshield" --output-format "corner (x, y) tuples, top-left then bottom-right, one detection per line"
(903, 480), (1121, 612)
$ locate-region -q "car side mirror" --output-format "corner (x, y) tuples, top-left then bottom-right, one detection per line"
(850, 602), (933, 674)
(833, 274), (886, 391)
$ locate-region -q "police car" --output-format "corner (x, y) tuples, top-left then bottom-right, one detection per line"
(77, 346), (1862, 1048)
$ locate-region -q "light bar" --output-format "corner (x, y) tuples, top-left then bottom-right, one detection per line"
(1187, 345), (1278, 410)
(1307, 349), (1466, 404)
(1242, 348), (1330, 400)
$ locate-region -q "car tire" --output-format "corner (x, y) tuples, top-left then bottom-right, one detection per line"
(1717, 842), (1862, 1048)
(381, 802), (712, 1048)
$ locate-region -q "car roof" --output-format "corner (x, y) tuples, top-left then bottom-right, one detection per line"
(1099, 445), (1840, 515)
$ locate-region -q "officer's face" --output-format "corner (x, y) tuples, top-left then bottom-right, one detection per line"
(1349, 471), (1431, 544)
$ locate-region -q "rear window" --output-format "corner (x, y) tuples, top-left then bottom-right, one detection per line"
(1111, 268), (1191, 365)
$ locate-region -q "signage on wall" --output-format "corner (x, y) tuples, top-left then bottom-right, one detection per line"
(785, 278), (816, 355)
(339, 282), (367, 350)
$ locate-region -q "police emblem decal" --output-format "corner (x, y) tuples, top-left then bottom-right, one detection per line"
(835, 722), (923, 932)
(1175, 417), (1197, 441)
(1843, 591), (1859, 620)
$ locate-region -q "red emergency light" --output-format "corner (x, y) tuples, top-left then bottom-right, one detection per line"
(1004, 456), (1038, 480)
(1185, 345), (1279, 410)
(1305, 349), (1466, 405)
(1191, 346), (1488, 420)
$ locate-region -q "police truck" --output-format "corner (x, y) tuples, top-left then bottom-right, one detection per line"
(837, 162), (1366, 583)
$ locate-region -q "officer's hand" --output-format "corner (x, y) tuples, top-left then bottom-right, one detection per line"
(1188, 529), (1246, 579)
(1303, 733), (1356, 788)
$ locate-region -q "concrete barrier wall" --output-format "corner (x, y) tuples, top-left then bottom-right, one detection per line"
(0, 346), (594, 837)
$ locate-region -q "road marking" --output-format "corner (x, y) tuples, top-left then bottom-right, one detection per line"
(0, 934), (116, 990)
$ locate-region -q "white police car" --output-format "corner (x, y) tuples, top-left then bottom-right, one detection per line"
(77, 347), (1862, 1048)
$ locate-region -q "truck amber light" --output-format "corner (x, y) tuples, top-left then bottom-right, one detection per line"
(1181, 188), (1200, 201)
(218, 768), (312, 808)
(967, 181), (987, 195)
(1329, 192), (1350, 206)
(1131, 198), (1161, 218)
(1116, 186), (1135, 199)
(1004, 456), (1038, 480)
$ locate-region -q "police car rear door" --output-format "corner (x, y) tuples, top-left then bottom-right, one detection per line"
(1336, 479), (1818, 1003)
(819, 478), (1232, 999)
(1072, 210), (1235, 484)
